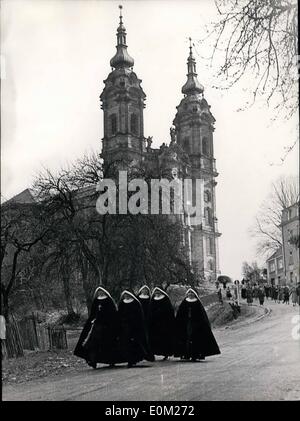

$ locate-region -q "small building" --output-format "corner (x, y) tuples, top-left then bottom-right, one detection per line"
(266, 248), (284, 286)
(281, 202), (299, 285)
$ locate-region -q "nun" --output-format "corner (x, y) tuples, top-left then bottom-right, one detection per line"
(118, 290), (154, 368)
(74, 287), (119, 369)
(174, 288), (221, 361)
(148, 287), (175, 360)
(137, 285), (151, 321)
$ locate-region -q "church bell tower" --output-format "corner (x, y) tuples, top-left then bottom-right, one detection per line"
(173, 39), (221, 284)
(100, 6), (146, 170)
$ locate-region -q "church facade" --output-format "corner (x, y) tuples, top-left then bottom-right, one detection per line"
(99, 8), (221, 284)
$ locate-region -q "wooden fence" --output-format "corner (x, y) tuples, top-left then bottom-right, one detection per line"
(2, 314), (68, 359)
(18, 315), (39, 350)
(3, 315), (24, 359)
(48, 326), (68, 350)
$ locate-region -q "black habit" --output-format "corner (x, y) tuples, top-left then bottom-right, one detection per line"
(174, 289), (221, 360)
(118, 291), (154, 365)
(148, 288), (175, 357)
(137, 285), (151, 323)
(74, 287), (119, 367)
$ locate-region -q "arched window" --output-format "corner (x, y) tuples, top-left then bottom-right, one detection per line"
(206, 237), (213, 255)
(130, 113), (139, 135)
(110, 114), (117, 135)
(204, 207), (212, 226)
(202, 137), (209, 156)
(204, 190), (211, 203)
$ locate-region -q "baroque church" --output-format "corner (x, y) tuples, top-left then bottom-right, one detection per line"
(100, 7), (221, 284)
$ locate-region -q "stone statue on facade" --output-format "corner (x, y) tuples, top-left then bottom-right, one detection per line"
(170, 126), (177, 144)
(146, 136), (153, 151)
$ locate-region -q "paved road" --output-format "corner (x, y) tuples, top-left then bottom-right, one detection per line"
(3, 301), (300, 401)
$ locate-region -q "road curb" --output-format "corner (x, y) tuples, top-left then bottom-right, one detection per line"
(219, 303), (272, 331)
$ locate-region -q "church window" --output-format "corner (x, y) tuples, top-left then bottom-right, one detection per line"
(130, 113), (139, 135)
(204, 207), (212, 226)
(204, 190), (211, 203)
(202, 137), (209, 155)
(110, 114), (117, 135)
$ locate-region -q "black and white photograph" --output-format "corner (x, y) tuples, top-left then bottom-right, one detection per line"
(1, 0), (299, 403)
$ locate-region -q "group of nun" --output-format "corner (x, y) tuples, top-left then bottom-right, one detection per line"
(74, 286), (221, 369)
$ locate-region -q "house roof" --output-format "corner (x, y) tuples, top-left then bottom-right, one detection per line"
(266, 247), (283, 262)
(283, 201), (300, 211)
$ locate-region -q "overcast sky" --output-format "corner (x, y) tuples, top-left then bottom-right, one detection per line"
(1, 0), (299, 279)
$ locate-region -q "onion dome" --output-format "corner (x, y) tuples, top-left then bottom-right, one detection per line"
(110, 5), (134, 69)
(182, 38), (204, 95)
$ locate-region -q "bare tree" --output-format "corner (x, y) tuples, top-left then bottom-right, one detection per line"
(203, 0), (298, 120)
(1, 201), (50, 318)
(32, 153), (193, 311)
(32, 154), (106, 311)
(251, 175), (299, 256)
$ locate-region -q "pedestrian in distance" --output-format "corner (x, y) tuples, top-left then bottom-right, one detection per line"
(118, 290), (154, 368)
(278, 287), (284, 303)
(273, 286), (279, 303)
(270, 285), (275, 301)
(226, 286), (232, 299)
(74, 287), (120, 369)
(246, 286), (253, 306)
(264, 284), (270, 300)
(258, 286), (265, 306)
(253, 285), (259, 301)
(241, 284), (247, 300)
(233, 281), (239, 301)
(290, 286), (298, 307)
(174, 288), (221, 362)
(148, 287), (175, 361)
(217, 287), (223, 304)
(283, 285), (290, 304)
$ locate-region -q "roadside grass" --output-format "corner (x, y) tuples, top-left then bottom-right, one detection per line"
(2, 349), (86, 385)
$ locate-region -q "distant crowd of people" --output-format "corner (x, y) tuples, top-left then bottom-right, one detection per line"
(74, 286), (221, 369)
(239, 281), (300, 307)
(216, 279), (300, 308)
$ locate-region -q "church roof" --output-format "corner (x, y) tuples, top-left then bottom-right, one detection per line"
(2, 189), (37, 206)
(110, 6), (134, 70)
(182, 40), (204, 95)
